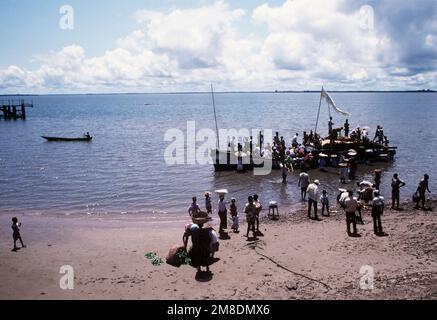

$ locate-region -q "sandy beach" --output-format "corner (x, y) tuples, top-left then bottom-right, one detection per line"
(0, 199), (435, 300)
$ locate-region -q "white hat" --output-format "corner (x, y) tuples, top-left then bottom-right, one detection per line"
(314, 180), (320, 185)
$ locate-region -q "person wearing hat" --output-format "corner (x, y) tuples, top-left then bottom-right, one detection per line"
(204, 192), (212, 215)
(306, 180), (320, 220)
(187, 217), (213, 274)
(415, 174), (431, 210)
(371, 191), (385, 235)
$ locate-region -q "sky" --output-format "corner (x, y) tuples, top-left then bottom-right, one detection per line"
(0, 0), (436, 94)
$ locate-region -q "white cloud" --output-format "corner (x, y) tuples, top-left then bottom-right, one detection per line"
(0, 0), (436, 93)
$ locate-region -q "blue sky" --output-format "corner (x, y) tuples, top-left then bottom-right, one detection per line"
(0, 0), (436, 93)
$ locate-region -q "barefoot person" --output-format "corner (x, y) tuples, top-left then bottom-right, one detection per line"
(188, 197), (201, 217)
(244, 196), (257, 239)
(298, 170), (310, 201)
(204, 192), (212, 215)
(306, 180), (320, 219)
(230, 198), (239, 233)
(371, 191), (385, 235)
(415, 174), (431, 210)
(217, 194), (228, 235)
(253, 194), (263, 235)
(320, 190), (330, 217)
(391, 174), (406, 209)
(344, 191), (359, 237)
(11, 217), (26, 252)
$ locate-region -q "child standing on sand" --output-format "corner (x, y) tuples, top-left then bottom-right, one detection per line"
(204, 192), (212, 215)
(11, 217), (26, 252)
(320, 190), (330, 217)
(230, 198), (239, 233)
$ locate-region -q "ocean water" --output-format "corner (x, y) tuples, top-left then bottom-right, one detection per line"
(0, 92), (436, 218)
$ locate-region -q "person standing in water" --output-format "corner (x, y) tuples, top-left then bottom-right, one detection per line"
(298, 170), (310, 201)
(11, 217), (26, 252)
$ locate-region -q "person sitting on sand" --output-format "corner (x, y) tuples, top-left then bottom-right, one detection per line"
(11, 217), (26, 252)
(320, 190), (330, 217)
(188, 197), (201, 217)
(230, 198), (239, 233)
(204, 192), (212, 215)
(244, 196), (257, 239)
(371, 191), (385, 235)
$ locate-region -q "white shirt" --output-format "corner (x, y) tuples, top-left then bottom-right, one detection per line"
(373, 196), (385, 207)
(292, 135), (298, 144)
(339, 192), (349, 205)
(344, 197), (358, 213)
(306, 183), (319, 201)
(218, 200), (227, 213)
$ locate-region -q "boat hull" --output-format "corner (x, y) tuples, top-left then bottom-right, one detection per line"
(41, 136), (92, 142)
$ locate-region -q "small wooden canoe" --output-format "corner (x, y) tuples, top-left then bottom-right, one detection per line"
(41, 136), (92, 142)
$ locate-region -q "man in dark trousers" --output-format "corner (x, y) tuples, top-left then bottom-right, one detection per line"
(371, 191), (385, 235)
(391, 173), (405, 210)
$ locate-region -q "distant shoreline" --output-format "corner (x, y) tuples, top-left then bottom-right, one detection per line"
(0, 90), (435, 97)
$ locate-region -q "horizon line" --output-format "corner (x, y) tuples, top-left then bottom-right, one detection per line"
(0, 89), (435, 96)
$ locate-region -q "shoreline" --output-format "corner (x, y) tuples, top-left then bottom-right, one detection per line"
(0, 199), (435, 300)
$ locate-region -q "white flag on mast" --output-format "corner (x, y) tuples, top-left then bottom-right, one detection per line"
(321, 88), (350, 116)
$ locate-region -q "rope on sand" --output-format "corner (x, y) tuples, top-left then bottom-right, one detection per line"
(245, 241), (332, 290)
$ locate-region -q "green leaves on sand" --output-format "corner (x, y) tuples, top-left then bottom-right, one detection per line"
(145, 252), (164, 266)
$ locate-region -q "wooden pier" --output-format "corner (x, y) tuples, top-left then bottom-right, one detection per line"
(0, 99), (33, 120)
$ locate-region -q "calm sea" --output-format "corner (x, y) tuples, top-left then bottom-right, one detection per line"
(0, 92), (436, 218)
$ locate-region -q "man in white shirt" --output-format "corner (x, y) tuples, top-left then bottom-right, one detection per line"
(371, 191), (385, 235)
(344, 190), (359, 236)
(306, 180), (320, 220)
(292, 133), (299, 147)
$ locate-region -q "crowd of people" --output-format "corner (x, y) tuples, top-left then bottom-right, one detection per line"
(181, 171), (432, 275)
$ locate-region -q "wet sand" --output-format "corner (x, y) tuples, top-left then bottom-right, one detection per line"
(0, 200), (435, 300)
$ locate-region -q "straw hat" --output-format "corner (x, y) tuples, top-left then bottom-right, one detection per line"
(192, 215), (212, 225)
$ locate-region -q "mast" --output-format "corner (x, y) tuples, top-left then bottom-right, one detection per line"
(211, 84), (220, 149)
(314, 86), (323, 135)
